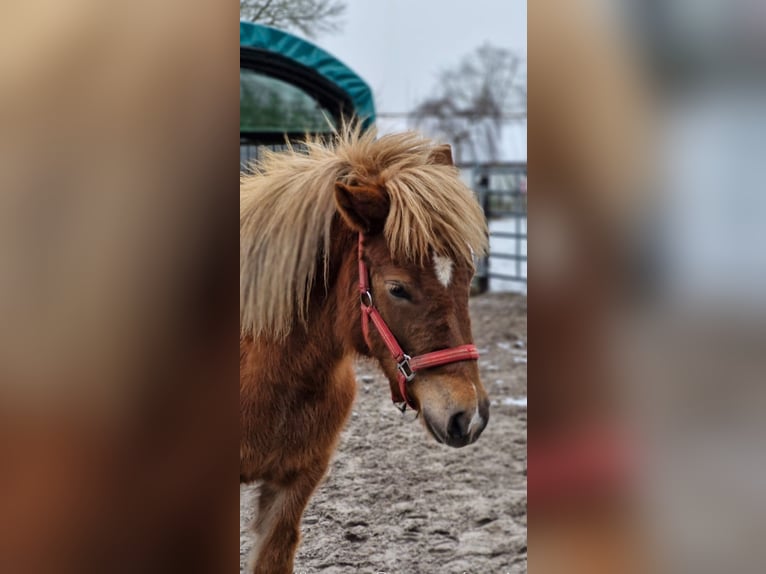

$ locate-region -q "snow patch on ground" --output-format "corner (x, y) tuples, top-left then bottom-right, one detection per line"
(496, 397), (528, 408)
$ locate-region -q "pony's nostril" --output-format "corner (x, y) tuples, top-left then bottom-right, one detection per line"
(447, 411), (471, 440)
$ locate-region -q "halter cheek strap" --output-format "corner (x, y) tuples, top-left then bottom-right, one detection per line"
(357, 233), (480, 411)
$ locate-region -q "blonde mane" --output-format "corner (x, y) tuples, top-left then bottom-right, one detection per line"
(240, 125), (488, 339)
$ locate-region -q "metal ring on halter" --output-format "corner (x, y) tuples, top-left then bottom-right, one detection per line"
(396, 354), (415, 382)
(360, 290), (373, 308)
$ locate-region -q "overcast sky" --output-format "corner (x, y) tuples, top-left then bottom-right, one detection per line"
(318, 0), (527, 116)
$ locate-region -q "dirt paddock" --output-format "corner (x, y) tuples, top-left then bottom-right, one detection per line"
(240, 293), (528, 573)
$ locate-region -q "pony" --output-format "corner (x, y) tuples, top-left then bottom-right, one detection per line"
(239, 125), (490, 573)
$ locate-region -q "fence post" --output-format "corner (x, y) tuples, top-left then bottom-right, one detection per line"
(474, 169), (490, 295)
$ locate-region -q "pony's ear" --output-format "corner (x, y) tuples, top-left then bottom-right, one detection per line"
(428, 144), (454, 166)
(334, 182), (390, 234)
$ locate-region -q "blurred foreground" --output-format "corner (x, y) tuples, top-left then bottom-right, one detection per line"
(0, 2), (238, 572)
(531, 1), (766, 573)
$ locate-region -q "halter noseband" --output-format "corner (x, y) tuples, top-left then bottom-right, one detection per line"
(357, 233), (480, 411)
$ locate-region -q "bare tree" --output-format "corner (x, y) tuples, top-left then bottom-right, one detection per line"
(413, 44), (526, 163)
(240, 0), (346, 39)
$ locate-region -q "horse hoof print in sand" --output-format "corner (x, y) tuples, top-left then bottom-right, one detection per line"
(240, 125), (490, 574)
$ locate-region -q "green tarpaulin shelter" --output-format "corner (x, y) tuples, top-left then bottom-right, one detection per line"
(240, 21), (375, 144)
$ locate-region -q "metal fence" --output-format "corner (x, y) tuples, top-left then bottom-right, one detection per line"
(462, 163), (528, 293)
(240, 140), (293, 172)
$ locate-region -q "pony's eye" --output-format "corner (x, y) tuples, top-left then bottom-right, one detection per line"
(386, 283), (411, 300)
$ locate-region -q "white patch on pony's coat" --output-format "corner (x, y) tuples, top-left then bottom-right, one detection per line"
(249, 487), (284, 569)
(433, 255), (454, 287)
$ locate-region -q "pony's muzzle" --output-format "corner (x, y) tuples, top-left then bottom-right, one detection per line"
(426, 396), (489, 448)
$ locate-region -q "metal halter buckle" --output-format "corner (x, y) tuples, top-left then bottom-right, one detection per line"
(397, 355), (415, 382)
(360, 290), (373, 308)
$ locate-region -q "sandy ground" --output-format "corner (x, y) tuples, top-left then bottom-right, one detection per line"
(241, 293), (527, 573)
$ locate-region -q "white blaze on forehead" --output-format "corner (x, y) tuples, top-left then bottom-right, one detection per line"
(433, 255), (454, 287)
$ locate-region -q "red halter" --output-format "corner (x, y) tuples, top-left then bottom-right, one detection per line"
(357, 233), (480, 411)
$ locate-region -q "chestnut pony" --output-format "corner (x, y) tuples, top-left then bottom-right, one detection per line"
(240, 127), (490, 573)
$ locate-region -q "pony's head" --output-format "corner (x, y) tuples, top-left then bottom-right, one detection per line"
(333, 138), (490, 448)
(240, 126), (490, 447)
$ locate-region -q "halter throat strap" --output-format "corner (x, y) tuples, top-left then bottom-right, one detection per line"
(357, 233), (480, 411)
